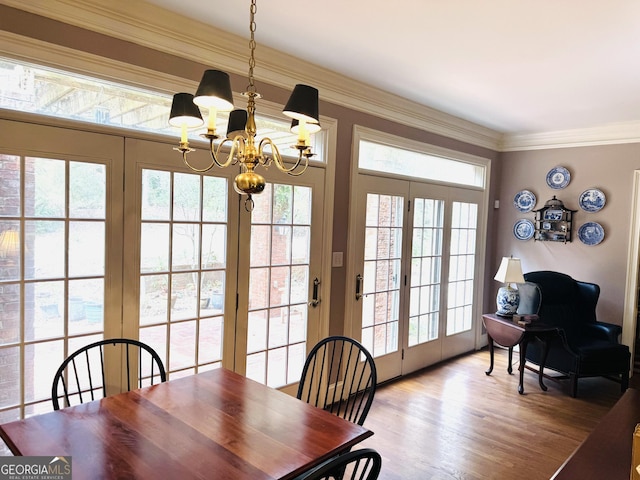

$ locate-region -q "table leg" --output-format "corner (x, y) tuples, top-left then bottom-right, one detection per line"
(537, 336), (549, 392)
(507, 347), (513, 375)
(485, 334), (494, 375)
(518, 338), (529, 395)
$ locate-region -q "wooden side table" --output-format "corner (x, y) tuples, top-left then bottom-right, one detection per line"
(482, 313), (558, 394)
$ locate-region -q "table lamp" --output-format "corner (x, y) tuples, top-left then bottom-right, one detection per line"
(494, 256), (524, 316)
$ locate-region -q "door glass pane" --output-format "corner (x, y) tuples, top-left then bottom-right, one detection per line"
(139, 170), (227, 375)
(0, 153), (107, 416)
(69, 221), (105, 277)
(446, 202), (478, 335)
(68, 278), (104, 336)
(25, 281), (65, 341)
(26, 157), (65, 217)
(69, 162), (106, 219)
(409, 198), (444, 346)
(246, 183), (312, 388)
(361, 193), (403, 358)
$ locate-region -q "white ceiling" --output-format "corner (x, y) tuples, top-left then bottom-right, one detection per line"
(146, 0), (640, 136)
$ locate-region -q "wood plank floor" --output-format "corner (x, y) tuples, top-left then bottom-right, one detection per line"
(0, 348), (626, 478)
(359, 348), (624, 480)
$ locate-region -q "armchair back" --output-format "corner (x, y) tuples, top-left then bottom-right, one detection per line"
(523, 271), (598, 338)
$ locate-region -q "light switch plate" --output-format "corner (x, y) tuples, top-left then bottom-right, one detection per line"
(332, 252), (343, 267)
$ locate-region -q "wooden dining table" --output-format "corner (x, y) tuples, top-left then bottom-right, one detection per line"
(0, 368), (373, 480)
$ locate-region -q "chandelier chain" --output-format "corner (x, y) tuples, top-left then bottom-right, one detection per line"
(247, 0), (257, 93)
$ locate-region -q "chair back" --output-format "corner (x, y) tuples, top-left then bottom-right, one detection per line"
(51, 338), (166, 410)
(297, 336), (377, 426)
(296, 448), (382, 480)
(523, 270), (600, 337)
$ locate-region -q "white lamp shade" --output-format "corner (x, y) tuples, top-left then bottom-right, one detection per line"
(494, 257), (524, 284)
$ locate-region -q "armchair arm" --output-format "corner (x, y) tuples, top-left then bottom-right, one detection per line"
(583, 322), (622, 343)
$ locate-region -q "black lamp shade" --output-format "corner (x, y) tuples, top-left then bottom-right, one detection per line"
(283, 84), (319, 123)
(169, 93), (204, 127)
(194, 69), (234, 111)
(290, 118), (321, 135)
(227, 109), (248, 137)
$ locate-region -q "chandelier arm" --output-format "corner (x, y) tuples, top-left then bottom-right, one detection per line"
(278, 156), (309, 177)
(258, 138), (308, 175)
(209, 138), (237, 169)
(227, 135), (246, 166)
(180, 149), (216, 173)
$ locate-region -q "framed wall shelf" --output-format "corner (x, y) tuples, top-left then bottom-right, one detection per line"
(533, 196), (576, 243)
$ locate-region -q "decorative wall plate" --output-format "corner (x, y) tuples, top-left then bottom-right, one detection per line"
(546, 166), (571, 189)
(578, 222), (605, 245)
(513, 219), (535, 240)
(578, 188), (606, 212)
(513, 190), (536, 212)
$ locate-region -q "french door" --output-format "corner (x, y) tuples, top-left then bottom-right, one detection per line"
(236, 166), (325, 396)
(122, 138), (240, 379)
(0, 118), (124, 420)
(124, 138), (326, 394)
(351, 174), (484, 382)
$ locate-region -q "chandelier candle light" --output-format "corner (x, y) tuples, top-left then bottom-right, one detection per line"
(168, 0), (320, 210)
(494, 256), (525, 316)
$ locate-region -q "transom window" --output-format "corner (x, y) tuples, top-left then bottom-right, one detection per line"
(0, 57), (324, 158)
(358, 139), (485, 187)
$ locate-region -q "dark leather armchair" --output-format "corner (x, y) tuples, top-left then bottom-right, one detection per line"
(521, 271), (630, 397)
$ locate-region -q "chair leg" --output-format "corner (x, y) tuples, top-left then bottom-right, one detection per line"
(621, 370), (629, 393)
(569, 373), (578, 398)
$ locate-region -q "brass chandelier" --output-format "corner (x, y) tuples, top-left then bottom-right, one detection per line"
(168, 0), (320, 209)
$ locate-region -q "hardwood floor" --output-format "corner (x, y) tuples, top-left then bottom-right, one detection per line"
(0, 348), (625, 478)
(359, 348), (623, 480)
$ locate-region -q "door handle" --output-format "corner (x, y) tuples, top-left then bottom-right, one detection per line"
(355, 274), (363, 301)
(309, 277), (321, 308)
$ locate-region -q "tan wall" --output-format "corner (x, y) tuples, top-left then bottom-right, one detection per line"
(496, 144), (640, 325)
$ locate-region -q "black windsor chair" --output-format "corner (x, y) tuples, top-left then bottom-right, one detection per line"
(296, 336), (377, 426)
(51, 338), (166, 410)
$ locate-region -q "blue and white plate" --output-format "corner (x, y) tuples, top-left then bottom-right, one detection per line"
(578, 222), (605, 246)
(513, 190), (536, 212)
(513, 219), (535, 241)
(546, 166), (571, 189)
(578, 188), (606, 213)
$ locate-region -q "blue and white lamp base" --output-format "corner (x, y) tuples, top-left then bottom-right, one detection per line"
(496, 286), (520, 316)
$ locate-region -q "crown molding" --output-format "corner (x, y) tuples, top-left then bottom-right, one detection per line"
(0, 0), (502, 151)
(501, 122), (640, 151)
